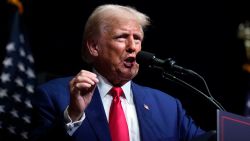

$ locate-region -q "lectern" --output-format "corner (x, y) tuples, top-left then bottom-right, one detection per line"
(217, 110), (250, 141)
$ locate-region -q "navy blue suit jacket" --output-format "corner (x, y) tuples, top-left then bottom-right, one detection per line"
(30, 77), (205, 141)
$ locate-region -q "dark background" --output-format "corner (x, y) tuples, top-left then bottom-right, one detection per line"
(1, 0), (250, 131)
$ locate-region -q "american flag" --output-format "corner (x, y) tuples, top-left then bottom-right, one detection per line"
(245, 92), (250, 117)
(0, 10), (36, 140)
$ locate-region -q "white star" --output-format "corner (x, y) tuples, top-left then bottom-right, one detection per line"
(22, 115), (31, 123)
(10, 109), (19, 118)
(15, 77), (24, 87)
(0, 105), (5, 113)
(18, 62), (25, 72)
(19, 48), (26, 57)
(25, 99), (32, 108)
(2, 57), (13, 68)
(0, 73), (10, 83)
(12, 93), (21, 102)
(26, 84), (34, 93)
(247, 100), (250, 108)
(0, 89), (7, 98)
(26, 68), (35, 78)
(8, 126), (16, 134)
(27, 54), (34, 63)
(19, 34), (25, 44)
(6, 42), (15, 52)
(21, 131), (28, 139)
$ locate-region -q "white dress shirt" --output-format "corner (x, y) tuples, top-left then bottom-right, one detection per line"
(64, 70), (140, 141)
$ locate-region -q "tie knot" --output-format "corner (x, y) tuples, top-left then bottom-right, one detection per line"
(110, 87), (123, 98)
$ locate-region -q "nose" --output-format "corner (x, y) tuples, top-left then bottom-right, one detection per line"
(126, 36), (136, 53)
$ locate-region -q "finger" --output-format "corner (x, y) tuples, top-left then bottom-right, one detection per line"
(74, 75), (98, 85)
(75, 82), (93, 89)
(78, 70), (97, 78)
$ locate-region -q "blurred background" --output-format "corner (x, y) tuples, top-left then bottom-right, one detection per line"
(1, 0), (250, 133)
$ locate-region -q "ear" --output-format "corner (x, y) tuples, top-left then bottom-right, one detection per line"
(86, 39), (99, 57)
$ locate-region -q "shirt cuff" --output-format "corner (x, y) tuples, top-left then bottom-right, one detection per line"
(64, 106), (85, 136)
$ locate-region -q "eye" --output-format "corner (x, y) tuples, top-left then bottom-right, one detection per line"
(133, 35), (142, 44)
(115, 34), (128, 41)
(134, 35), (142, 41)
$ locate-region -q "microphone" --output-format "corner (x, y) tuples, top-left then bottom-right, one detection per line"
(136, 51), (187, 73)
(136, 50), (226, 111)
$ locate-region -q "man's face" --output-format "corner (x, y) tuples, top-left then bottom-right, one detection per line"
(94, 17), (143, 85)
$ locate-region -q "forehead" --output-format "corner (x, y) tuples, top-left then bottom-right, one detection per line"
(102, 16), (143, 33)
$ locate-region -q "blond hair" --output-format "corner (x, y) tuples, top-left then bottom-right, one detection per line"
(82, 4), (150, 63)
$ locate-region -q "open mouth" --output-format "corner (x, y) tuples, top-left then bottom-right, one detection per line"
(124, 57), (136, 67)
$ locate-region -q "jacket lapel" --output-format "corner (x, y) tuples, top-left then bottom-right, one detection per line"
(85, 88), (111, 141)
(132, 83), (165, 141)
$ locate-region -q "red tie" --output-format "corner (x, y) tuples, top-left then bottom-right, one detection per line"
(109, 87), (130, 141)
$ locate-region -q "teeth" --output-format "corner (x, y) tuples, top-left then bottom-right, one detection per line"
(124, 61), (133, 67)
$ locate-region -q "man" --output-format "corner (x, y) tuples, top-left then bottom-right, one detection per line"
(30, 4), (208, 141)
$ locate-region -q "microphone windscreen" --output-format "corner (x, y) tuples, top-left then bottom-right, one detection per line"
(136, 51), (155, 66)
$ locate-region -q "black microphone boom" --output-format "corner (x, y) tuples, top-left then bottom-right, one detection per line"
(136, 51), (186, 72)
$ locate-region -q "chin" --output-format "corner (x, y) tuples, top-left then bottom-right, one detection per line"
(122, 70), (138, 79)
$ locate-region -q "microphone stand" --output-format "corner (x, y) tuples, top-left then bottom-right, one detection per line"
(137, 50), (225, 111)
(161, 68), (226, 111)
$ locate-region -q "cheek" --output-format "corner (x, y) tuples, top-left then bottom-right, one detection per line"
(136, 46), (142, 52)
(100, 52), (121, 66)
(109, 48), (125, 60)
(99, 42), (126, 62)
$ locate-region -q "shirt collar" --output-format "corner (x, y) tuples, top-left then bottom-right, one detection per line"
(93, 69), (132, 103)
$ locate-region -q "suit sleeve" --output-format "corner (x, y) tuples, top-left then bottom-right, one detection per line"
(29, 86), (71, 141)
(175, 99), (206, 141)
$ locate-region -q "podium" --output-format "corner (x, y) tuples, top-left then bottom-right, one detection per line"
(192, 110), (250, 141)
(217, 110), (250, 141)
